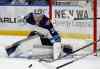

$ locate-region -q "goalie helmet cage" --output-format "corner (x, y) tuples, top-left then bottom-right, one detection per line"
(48, 0), (97, 55)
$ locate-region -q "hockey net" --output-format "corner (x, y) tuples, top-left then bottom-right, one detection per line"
(48, 0), (98, 56)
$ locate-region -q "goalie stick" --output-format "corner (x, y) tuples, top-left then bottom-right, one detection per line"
(56, 48), (100, 69)
(39, 39), (100, 63)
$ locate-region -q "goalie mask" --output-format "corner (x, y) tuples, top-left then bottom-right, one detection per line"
(24, 12), (49, 25)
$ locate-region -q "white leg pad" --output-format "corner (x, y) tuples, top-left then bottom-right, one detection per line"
(53, 42), (61, 60)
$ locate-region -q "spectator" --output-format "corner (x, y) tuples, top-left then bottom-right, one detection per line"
(11, 0), (27, 5)
(25, 0), (48, 5)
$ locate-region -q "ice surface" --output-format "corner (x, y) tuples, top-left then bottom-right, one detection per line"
(0, 58), (48, 69)
(60, 55), (100, 69)
(0, 55), (100, 69)
(0, 36), (100, 69)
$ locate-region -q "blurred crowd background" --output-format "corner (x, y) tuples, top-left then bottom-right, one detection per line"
(0, 0), (92, 6)
(0, 0), (48, 5)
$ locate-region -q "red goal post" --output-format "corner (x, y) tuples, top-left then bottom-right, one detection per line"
(93, 0), (97, 55)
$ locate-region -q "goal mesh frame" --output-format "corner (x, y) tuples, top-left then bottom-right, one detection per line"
(93, 0), (97, 55)
(48, 0), (97, 55)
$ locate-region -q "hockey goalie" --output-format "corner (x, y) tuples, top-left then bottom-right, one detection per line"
(0, 12), (73, 60)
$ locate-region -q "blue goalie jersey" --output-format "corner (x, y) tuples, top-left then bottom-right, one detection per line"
(24, 13), (61, 45)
